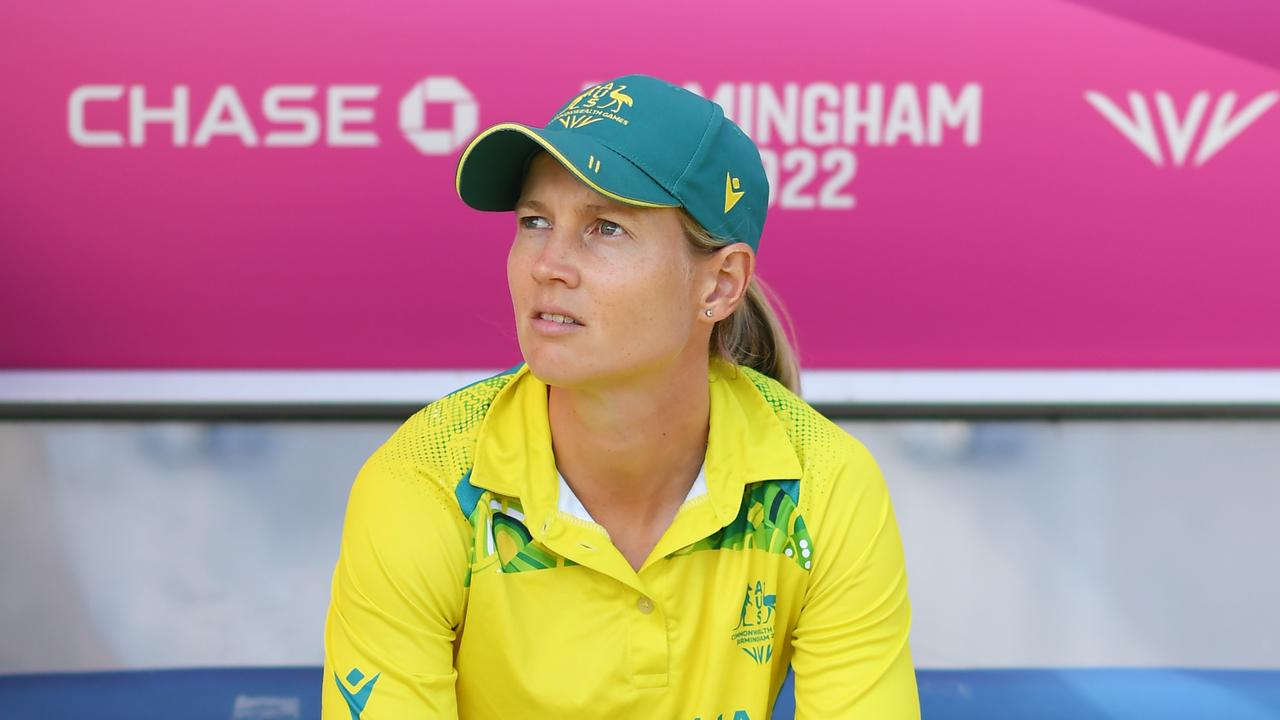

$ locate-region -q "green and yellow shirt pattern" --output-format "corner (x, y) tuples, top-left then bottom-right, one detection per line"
(322, 359), (919, 719)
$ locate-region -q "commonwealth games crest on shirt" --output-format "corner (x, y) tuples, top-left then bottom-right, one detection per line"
(732, 580), (776, 665)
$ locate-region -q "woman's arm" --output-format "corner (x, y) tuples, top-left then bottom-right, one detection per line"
(790, 435), (920, 719)
(322, 449), (471, 719)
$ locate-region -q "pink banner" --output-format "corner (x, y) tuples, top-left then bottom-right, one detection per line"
(2, 0), (1278, 369)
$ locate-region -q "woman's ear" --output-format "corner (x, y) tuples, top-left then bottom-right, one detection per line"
(700, 243), (755, 318)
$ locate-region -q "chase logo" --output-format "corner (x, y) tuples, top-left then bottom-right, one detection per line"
(334, 667), (380, 720)
(554, 82), (635, 129)
(732, 580), (776, 665)
(399, 76), (478, 155)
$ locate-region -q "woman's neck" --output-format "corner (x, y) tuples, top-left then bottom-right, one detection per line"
(547, 354), (711, 527)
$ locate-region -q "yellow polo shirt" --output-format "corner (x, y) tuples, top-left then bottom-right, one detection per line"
(322, 359), (918, 719)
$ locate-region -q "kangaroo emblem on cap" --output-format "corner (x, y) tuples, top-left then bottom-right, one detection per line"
(724, 172), (745, 213)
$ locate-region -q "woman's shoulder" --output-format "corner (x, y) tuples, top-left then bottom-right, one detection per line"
(736, 365), (879, 512)
(737, 365), (862, 459)
(360, 364), (524, 501)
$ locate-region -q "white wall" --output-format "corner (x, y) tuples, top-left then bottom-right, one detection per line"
(2, 418), (1277, 673)
(846, 420), (1280, 668)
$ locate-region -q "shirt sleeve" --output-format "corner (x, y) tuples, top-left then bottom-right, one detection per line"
(322, 447), (471, 719)
(790, 434), (920, 719)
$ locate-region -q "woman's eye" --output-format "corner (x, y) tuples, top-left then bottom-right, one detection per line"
(519, 216), (550, 230)
(597, 219), (627, 237)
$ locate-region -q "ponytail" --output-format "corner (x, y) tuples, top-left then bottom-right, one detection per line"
(678, 210), (801, 394)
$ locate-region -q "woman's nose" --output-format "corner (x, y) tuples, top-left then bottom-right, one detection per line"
(530, 227), (581, 287)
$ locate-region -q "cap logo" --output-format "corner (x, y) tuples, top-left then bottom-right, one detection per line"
(724, 172), (744, 213)
(553, 82), (634, 129)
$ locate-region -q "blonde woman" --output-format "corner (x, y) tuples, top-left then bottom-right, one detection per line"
(323, 74), (919, 719)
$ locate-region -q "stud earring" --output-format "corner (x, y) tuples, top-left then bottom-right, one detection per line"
(704, 309), (714, 317)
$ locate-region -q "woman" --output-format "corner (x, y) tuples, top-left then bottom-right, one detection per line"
(322, 74), (919, 719)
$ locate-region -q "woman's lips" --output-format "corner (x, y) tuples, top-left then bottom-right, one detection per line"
(530, 314), (585, 336)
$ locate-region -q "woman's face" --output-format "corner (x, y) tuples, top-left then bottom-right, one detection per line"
(508, 152), (710, 388)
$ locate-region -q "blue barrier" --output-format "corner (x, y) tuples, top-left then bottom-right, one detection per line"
(1, 666), (1277, 719)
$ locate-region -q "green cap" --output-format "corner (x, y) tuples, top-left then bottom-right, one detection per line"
(455, 74), (769, 251)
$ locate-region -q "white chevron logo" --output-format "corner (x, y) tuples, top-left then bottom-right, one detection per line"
(1084, 90), (1278, 167)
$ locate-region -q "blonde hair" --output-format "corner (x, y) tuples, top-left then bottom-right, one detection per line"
(678, 209), (801, 394)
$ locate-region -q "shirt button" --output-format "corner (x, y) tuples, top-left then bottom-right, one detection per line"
(636, 596), (654, 614)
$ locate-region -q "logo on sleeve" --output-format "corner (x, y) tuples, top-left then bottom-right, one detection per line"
(334, 667), (380, 720)
(731, 580), (776, 665)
